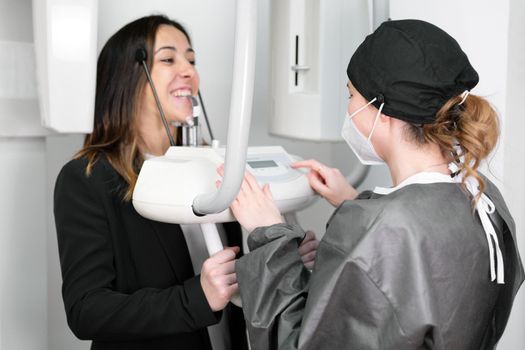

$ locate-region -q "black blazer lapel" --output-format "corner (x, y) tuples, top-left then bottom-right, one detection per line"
(149, 220), (195, 282)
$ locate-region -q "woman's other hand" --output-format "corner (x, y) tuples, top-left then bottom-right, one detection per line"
(298, 230), (319, 269)
(217, 166), (283, 233)
(200, 246), (240, 312)
(292, 159), (358, 207)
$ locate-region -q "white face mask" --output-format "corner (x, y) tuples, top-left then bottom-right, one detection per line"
(341, 98), (385, 165)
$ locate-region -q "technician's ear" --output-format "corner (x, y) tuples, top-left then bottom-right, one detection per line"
(386, 116), (411, 137)
(379, 113), (392, 124)
(380, 114), (400, 137)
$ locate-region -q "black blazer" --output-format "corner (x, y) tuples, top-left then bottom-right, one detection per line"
(54, 156), (248, 350)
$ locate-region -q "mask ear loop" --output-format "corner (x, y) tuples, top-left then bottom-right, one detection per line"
(349, 97), (377, 119)
(458, 90), (470, 106)
(367, 102), (385, 142)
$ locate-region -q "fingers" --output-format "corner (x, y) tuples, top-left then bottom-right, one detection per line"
(219, 164), (283, 232)
(291, 159), (327, 173)
(210, 246), (240, 264)
(209, 260), (236, 277)
(299, 241), (318, 256)
(298, 231), (318, 270)
(217, 164), (249, 194)
(227, 283), (239, 296)
(217, 163), (225, 176)
(217, 164), (263, 197)
(303, 230), (316, 242)
(202, 253), (239, 284)
(301, 250), (316, 263)
(307, 171), (330, 197)
(262, 183), (274, 200)
(298, 237), (319, 253)
(292, 160), (334, 198)
(299, 230), (316, 247)
(228, 246), (241, 256)
(200, 271), (238, 311)
(303, 260), (315, 270)
(201, 244), (241, 311)
(243, 170), (260, 192)
(224, 272), (238, 285)
(299, 241), (319, 258)
(203, 262), (237, 282)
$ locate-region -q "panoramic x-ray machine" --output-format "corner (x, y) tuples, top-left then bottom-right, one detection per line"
(133, 0), (387, 258)
(132, 0), (316, 262)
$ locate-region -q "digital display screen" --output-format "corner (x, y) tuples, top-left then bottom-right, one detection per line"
(248, 160), (278, 169)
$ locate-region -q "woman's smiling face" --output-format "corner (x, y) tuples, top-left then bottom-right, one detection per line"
(144, 24), (200, 124)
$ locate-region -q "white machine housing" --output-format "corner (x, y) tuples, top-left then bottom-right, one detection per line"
(133, 146), (316, 224)
(32, 0), (98, 133)
(269, 0), (354, 141)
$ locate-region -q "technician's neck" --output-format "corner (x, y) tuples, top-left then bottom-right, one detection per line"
(386, 142), (450, 186)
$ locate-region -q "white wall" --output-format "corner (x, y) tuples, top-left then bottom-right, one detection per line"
(0, 139), (48, 350)
(0, 1), (48, 349)
(501, 0), (525, 348)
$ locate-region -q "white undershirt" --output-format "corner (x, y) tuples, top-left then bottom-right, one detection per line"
(373, 171), (455, 195)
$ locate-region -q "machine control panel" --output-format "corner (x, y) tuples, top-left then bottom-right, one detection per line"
(218, 146), (304, 183)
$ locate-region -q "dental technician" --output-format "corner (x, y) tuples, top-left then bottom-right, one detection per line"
(229, 20), (524, 349)
(54, 14), (317, 350)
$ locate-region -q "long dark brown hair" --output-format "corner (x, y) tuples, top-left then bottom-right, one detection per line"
(75, 15), (191, 200)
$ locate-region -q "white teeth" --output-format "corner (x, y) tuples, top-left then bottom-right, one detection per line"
(173, 89), (192, 97)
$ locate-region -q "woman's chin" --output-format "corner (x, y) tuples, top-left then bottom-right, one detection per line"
(166, 107), (193, 123)
(167, 96), (193, 119)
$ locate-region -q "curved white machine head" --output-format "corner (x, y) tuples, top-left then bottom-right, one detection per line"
(132, 146), (316, 225)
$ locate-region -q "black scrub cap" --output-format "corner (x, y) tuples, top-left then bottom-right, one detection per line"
(347, 19), (479, 124)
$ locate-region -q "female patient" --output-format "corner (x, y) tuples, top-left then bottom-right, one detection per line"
(54, 14), (316, 350)
(229, 20), (524, 350)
